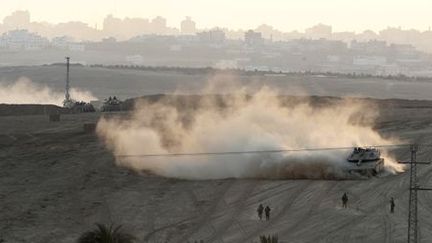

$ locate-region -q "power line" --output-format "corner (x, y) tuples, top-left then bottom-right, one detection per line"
(115, 143), (410, 158)
(407, 144), (432, 243)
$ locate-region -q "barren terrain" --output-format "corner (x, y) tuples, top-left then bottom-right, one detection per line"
(2, 65), (432, 101)
(2, 97), (432, 243)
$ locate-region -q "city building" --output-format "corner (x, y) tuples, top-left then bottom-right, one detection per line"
(51, 36), (75, 49)
(353, 56), (387, 66)
(305, 24), (332, 39)
(151, 16), (167, 34)
(196, 29), (226, 43)
(351, 40), (387, 54)
(244, 30), (264, 46)
(3, 10), (30, 29)
(0, 29), (49, 50)
(181, 17), (196, 35)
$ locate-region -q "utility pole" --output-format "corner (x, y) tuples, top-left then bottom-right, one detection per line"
(403, 144), (432, 243)
(407, 144), (418, 243)
(63, 57), (72, 108)
(65, 57), (70, 102)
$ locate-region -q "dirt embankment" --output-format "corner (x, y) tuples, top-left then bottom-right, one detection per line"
(4, 95), (432, 117)
(0, 104), (70, 116)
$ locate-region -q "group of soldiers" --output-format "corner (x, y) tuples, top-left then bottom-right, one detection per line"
(256, 193), (396, 221)
(342, 192), (396, 213)
(257, 204), (272, 220)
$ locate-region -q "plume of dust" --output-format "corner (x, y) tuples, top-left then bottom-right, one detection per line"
(97, 87), (405, 180)
(0, 77), (96, 106)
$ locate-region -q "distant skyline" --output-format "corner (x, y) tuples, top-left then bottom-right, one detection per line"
(1, 0), (431, 32)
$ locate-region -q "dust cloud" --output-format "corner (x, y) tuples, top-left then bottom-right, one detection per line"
(0, 77), (96, 106)
(97, 87), (405, 180)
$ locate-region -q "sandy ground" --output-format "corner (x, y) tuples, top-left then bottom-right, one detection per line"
(1, 99), (432, 243)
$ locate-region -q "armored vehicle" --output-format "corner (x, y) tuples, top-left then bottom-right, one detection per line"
(347, 147), (384, 176)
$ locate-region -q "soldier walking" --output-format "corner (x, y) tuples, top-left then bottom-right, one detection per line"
(342, 193), (348, 208)
(257, 204), (264, 220)
(264, 206), (271, 220)
(390, 197), (395, 213)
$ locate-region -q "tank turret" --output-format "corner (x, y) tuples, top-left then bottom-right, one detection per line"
(101, 96), (123, 112)
(346, 147), (384, 176)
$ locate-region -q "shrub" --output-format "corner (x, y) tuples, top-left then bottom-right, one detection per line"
(77, 224), (135, 243)
(259, 234), (278, 243)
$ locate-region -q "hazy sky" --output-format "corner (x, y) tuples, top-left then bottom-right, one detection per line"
(1, 0), (431, 32)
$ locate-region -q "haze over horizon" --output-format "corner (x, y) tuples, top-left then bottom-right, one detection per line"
(2, 0), (432, 76)
(1, 0), (431, 32)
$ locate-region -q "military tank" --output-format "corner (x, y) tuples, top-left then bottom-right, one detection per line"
(63, 99), (95, 113)
(346, 147), (384, 177)
(101, 96), (123, 112)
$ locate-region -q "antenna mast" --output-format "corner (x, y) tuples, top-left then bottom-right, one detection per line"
(63, 57), (72, 107)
